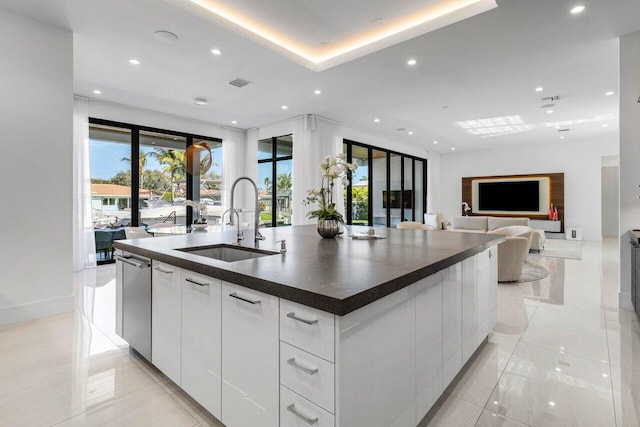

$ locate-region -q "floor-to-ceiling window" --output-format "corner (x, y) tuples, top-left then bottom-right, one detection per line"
(88, 118), (222, 262)
(257, 135), (293, 227)
(343, 139), (427, 228)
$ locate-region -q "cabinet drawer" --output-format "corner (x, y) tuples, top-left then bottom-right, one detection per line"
(281, 385), (334, 427)
(280, 341), (335, 414)
(280, 299), (335, 362)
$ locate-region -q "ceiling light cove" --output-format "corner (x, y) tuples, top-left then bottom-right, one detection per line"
(186, 0), (497, 71)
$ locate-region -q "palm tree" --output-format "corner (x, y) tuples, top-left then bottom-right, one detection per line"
(121, 151), (148, 188)
(263, 177), (272, 192)
(277, 173), (292, 191)
(148, 149), (186, 201)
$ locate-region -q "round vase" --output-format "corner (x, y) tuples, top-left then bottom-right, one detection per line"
(317, 219), (340, 238)
(191, 223), (208, 231)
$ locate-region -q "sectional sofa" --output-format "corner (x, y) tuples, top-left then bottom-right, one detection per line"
(424, 214), (545, 252)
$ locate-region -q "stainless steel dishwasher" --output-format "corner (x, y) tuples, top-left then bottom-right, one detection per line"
(118, 254), (152, 361)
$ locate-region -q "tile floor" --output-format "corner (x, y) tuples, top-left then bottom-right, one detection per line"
(0, 237), (638, 426)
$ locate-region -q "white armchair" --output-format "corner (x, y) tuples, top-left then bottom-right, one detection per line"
(488, 226), (533, 282)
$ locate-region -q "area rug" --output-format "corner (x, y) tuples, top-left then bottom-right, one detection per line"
(537, 238), (583, 260)
(513, 261), (549, 283)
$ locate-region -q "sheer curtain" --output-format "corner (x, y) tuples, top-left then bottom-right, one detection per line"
(73, 97), (96, 270)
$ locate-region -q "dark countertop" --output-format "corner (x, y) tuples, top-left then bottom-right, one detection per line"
(114, 225), (504, 316)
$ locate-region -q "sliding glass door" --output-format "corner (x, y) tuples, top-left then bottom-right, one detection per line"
(343, 140), (427, 228)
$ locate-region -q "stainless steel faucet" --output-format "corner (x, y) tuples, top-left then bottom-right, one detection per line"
(221, 208), (243, 243)
(229, 177), (265, 244)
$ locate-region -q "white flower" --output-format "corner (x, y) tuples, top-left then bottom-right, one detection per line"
(336, 152), (346, 159)
(342, 178), (349, 187)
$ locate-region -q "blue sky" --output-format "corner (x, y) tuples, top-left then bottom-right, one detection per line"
(90, 140), (223, 180)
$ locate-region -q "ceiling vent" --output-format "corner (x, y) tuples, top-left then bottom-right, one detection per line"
(541, 103), (556, 109)
(229, 77), (252, 88)
(541, 95), (560, 103)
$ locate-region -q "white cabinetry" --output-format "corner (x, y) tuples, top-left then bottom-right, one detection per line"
(221, 281), (280, 427)
(151, 261), (182, 385)
(416, 272), (443, 420)
(181, 271), (222, 419)
(461, 256), (478, 363)
(476, 247), (497, 345)
(336, 285), (416, 427)
(442, 263), (462, 386)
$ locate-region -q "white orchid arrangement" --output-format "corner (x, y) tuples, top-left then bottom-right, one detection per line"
(303, 152), (357, 223)
(184, 200), (208, 224)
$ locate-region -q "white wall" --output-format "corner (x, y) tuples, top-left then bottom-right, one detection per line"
(619, 31), (640, 309)
(0, 10), (74, 325)
(439, 138), (618, 241)
(601, 157), (619, 237)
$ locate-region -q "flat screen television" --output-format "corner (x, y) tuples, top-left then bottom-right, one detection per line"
(478, 181), (539, 211)
(383, 190), (412, 209)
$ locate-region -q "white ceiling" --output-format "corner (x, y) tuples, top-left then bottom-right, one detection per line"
(1, 0), (638, 153)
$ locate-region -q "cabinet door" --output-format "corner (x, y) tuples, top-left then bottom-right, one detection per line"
(115, 251), (124, 338)
(461, 256), (478, 363)
(182, 271), (222, 418)
(151, 261), (182, 385)
(477, 246), (499, 343)
(442, 263), (462, 386)
(415, 272), (443, 422)
(221, 282), (280, 427)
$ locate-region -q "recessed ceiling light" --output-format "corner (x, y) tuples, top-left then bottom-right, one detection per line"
(408, 131), (414, 135)
(320, 42), (331, 49)
(281, 105), (288, 110)
(603, 124), (608, 127)
(193, 97), (208, 106)
(374, 118), (380, 123)
(555, 367), (562, 372)
(231, 120), (237, 124)
(451, 147), (456, 151)
(433, 140), (438, 144)
(555, 126), (561, 129)
(560, 136), (566, 139)
(154, 30), (179, 42)
(372, 18), (387, 26)
(547, 110), (554, 114)
(407, 58), (417, 66)
(93, 89), (102, 95)
(314, 89), (322, 95)
(549, 401), (556, 407)
(129, 59), (140, 65)
(571, 5), (586, 14)
(602, 373), (608, 378)
(605, 91), (615, 96)
(536, 87), (544, 92)
(211, 48), (222, 55)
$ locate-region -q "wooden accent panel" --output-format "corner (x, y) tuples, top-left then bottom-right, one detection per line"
(461, 173), (564, 232)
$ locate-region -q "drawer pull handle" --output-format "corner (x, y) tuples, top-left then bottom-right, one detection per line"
(154, 266), (174, 274)
(287, 357), (318, 375)
(286, 312), (318, 325)
(229, 292), (261, 304)
(186, 277), (209, 287)
(287, 403), (318, 425)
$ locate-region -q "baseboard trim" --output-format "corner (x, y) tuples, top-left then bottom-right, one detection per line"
(0, 295), (74, 326)
(618, 291), (634, 310)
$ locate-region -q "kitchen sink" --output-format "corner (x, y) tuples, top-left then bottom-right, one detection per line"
(177, 244), (279, 262)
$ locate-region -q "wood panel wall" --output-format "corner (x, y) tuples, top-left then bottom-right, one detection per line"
(461, 173), (564, 230)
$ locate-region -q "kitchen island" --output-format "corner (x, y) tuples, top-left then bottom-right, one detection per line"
(114, 225), (503, 427)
